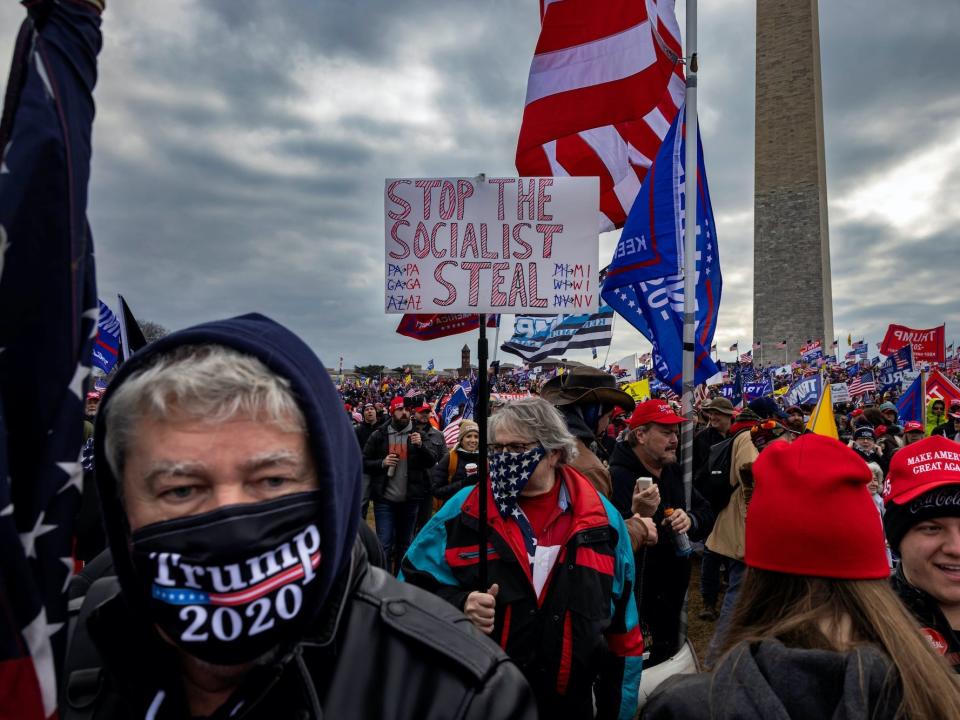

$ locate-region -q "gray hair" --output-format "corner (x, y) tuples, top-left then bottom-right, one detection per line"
(104, 344), (305, 478)
(488, 397), (578, 464)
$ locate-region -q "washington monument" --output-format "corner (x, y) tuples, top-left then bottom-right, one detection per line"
(753, 0), (834, 363)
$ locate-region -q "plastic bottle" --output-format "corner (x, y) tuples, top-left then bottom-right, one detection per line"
(664, 507), (692, 558)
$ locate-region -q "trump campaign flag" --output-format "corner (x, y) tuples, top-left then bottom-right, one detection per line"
(396, 313), (499, 341)
(880, 323), (946, 363)
(0, 3), (102, 717)
(516, 0), (685, 231)
(91, 299), (120, 373)
(601, 104), (722, 394)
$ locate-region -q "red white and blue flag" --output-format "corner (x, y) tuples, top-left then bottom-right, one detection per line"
(92, 299), (121, 374)
(0, 3), (102, 717)
(516, 0), (685, 232)
(848, 372), (877, 397)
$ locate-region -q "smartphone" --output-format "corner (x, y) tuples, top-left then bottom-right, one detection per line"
(635, 476), (653, 491)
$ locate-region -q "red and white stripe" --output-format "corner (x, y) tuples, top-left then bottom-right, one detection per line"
(443, 419), (463, 448)
(516, 0), (684, 232)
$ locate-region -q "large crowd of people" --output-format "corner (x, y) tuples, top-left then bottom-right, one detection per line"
(68, 317), (960, 719)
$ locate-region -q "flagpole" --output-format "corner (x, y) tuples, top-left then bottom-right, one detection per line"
(477, 313), (490, 589)
(680, 0), (698, 509)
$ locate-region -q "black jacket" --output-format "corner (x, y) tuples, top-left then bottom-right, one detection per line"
(362, 422), (439, 501)
(430, 448), (482, 500)
(355, 417), (386, 451)
(642, 639), (902, 719)
(892, 564), (960, 672)
(62, 540), (537, 720)
(608, 441), (715, 665)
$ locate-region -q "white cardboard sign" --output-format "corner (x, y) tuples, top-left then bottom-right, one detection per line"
(384, 177), (598, 314)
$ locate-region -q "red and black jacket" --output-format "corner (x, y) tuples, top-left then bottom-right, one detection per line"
(401, 465), (643, 720)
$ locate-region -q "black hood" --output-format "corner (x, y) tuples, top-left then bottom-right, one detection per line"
(93, 313), (361, 614)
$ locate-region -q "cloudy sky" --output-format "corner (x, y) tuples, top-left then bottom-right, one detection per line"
(2, 1), (958, 372)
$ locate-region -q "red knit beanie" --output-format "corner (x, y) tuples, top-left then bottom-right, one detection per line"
(745, 433), (889, 579)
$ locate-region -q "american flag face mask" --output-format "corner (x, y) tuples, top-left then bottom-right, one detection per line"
(488, 444), (547, 557)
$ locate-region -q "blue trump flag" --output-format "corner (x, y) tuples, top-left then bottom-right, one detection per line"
(442, 381), (473, 428)
(92, 299), (121, 373)
(601, 104), (722, 394)
(0, 2), (101, 715)
(785, 375), (823, 407)
(896, 374), (924, 426)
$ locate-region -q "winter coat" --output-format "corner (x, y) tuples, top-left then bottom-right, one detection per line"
(431, 447), (482, 501)
(641, 638), (903, 720)
(705, 428), (758, 561)
(402, 465), (643, 720)
(892, 564), (960, 672)
(558, 404), (614, 497)
(608, 441), (715, 664)
(363, 422), (439, 501)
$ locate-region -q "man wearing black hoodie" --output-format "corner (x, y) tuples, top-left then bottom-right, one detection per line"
(63, 314), (535, 719)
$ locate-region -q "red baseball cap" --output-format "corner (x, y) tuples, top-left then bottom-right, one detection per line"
(884, 435), (960, 505)
(389, 397), (405, 412)
(628, 399), (686, 429)
(414, 403), (432, 413)
(903, 420), (924, 433)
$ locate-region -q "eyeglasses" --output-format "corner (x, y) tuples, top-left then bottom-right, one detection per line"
(488, 441), (539, 454)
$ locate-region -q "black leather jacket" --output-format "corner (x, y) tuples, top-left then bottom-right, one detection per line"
(61, 539), (537, 719)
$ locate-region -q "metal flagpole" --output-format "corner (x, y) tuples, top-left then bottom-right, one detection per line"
(680, 0), (698, 510)
(477, 313), (490, 589)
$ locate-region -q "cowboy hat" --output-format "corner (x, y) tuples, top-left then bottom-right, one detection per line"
(539, 366), (636, 413)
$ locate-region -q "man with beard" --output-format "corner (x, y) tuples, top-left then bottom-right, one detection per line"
(62, 313), (535, 718)
(355, 402), (384, 521)
(412, 402), (447, 531)
(608, 399), (715, 665)
(364, 396), (439, 573)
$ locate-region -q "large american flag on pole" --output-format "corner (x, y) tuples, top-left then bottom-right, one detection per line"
(516, 0), (685, 232)
(0, 2), (102, 717)
(848, 371), (877, 397)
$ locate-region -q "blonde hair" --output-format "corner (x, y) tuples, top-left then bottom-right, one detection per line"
(719, 569), (960, 719)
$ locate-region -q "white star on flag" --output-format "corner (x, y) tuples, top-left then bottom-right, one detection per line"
(19, 512), (57, 559)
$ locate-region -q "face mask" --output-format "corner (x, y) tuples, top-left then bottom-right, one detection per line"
(130, 491), (325, 666)
(489, 444), (547, 512)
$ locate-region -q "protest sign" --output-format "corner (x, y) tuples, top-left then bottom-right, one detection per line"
(830, 383), (850, 404)
(385, 177), (598, 313)
(880, 324), (945, 363)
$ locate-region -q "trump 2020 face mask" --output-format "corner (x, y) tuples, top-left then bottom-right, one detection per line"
(130, 491), (325, 665)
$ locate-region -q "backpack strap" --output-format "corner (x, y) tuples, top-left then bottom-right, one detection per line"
(62, 575), (120, 720)
(447, 450), (458, 481)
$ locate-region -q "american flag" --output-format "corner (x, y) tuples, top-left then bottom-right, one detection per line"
(0, 3), (101, 717)
(848, 372), (877, 397)
(729, 342), (739, 352)
(516, 0), (684, 231)
(739, 350), (753, 364)
(753, 340), (762, 350)
(775, 339), (787, 349)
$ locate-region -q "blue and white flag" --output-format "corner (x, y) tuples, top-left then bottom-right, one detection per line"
(601, 103), (722, 394)
(92, 299), (121, 373)
(500, 304), (614, 363)
(442, 381), (473, 427)
(785, 375), (823, 406)
(426, 358), (434, 371)
(878, 345), (914, 393)
(744, 381), (773, 399)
